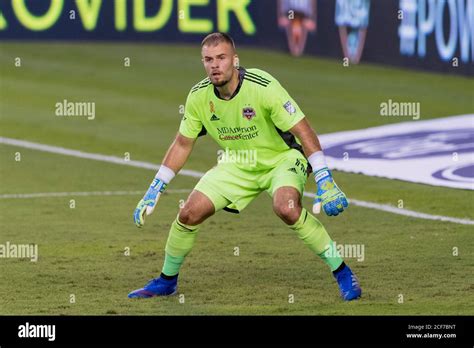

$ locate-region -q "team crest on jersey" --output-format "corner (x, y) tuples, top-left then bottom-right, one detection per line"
(283, 101), (296, 115)
(242, 106), (256, 120)
(210, 101), (215, 113)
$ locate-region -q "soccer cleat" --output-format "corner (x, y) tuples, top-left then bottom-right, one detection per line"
(128, 276), (178, 298)
(334, 264), (362, 301)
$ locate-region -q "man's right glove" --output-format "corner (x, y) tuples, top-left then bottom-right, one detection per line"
(133, 177), (167, 228)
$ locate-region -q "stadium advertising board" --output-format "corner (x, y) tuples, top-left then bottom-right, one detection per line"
(0, 0), (472, 74)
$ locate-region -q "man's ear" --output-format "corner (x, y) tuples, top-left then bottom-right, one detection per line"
(234, 56), (240, 69)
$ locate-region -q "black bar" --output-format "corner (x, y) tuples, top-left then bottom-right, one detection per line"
(0, 315), (472, 346)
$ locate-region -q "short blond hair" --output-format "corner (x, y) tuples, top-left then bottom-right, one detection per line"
(201, 32), (236, 51)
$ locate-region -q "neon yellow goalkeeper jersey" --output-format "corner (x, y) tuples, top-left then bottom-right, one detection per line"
(179, 68), (307, 171)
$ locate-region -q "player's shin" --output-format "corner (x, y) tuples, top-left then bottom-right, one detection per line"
(162, 216), (200, 276)
(289, 208), (343, 271)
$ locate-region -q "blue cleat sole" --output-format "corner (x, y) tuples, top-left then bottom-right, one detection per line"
(128, 289), (178, 299)
(128, 276), (179, 299)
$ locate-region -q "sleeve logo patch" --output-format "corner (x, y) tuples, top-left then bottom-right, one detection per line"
(283, 101), (296, 115)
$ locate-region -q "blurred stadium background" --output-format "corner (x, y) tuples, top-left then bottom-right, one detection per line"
(0, 0), (472, 315)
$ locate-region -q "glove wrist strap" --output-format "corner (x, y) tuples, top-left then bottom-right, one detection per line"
(155, 165), (176, 184)
(315, 169), (331, 182)
(308, 151), (328, 173)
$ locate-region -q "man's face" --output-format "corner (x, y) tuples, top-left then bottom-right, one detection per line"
(202, 42), (237, 87)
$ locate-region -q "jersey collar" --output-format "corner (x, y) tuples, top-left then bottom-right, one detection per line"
(213, 67), (246, 101)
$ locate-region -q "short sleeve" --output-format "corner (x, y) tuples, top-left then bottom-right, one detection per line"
(179, 92), (203, 139)
(265, 79), (305, 132)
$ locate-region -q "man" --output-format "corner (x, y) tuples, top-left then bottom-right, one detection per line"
(129, 33), (361, 301)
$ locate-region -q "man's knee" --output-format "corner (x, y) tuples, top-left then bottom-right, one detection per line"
(178, 191), (215, 226)
(177, 206), (192, 225)
(178, 205), (202, 226)
(273, 187), (302, 225)
(273, 203), (302, 225)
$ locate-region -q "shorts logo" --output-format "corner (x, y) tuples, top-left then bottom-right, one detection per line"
(242, 106), (256, 120)
(283, 101), (296, 115)
(288, 167), (298, 174)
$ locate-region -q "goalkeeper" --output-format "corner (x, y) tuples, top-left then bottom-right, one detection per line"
(129, 33), (362, 301)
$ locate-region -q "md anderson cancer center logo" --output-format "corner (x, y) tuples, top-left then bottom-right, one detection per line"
(217, 125), (260, 141)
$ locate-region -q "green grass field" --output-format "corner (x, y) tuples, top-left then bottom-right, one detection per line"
(0, 42), (473, 315)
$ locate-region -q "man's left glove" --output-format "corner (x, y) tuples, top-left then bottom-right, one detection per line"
(133, 178), (167, 228)
(312, 167), (349, 216)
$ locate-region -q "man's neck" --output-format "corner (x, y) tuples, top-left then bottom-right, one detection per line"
(215, 68), (240, 100)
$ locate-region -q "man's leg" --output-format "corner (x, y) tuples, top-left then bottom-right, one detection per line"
(161, 189), (226, 277)
(128, 189), (229, 298)
(272, 186), (361, 301)
(272, 186), (344, 271)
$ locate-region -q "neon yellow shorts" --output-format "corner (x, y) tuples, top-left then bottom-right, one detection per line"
(194, 151), (309, 213)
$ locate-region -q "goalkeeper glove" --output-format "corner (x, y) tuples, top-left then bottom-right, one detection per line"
(133, 165), (175, 228)
(312, 167), (349, 216)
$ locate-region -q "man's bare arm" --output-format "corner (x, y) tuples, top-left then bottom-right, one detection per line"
(133, 132), (196, 227)
(162, 132), (197, 174)
(289, 117), (349, 216)
(289, 118), (323, 158)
